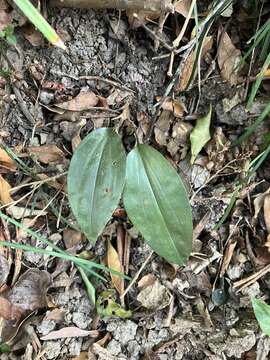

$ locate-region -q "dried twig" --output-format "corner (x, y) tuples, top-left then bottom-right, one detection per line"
(49, 0), (173, 12)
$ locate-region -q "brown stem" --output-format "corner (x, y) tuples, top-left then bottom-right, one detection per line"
(49, 0), (173, 12)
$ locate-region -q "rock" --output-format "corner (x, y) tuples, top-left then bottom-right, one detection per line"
(40, 90), (54, 105)
(106, 339), (122, 356)
(106, 320), (138, 345)
(36, 319), (56, 336)
(43, 341), (61, 359)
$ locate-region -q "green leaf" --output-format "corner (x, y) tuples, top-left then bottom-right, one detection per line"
(252, 298), (270, 336)
(67, 128), (126, 244)
(124, 144), (193, 265)
(96, 290), (132, 318)
(190, 106), (212, 164)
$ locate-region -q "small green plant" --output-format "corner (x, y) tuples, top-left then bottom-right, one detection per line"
(67, 128), (193, 266)
(0, 25), (16, 46)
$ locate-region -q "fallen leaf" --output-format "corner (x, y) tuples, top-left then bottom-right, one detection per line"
(154, 110), (173, 147)
(44, 308), (65, 322)
(157, 96), (187, 118)
(21, 23), (44, 46)
(137, 278), (172, 310)
(0, 254), (10, 287)
(0, 269), (50, 342)
(177, 36), (213, 91)
(264, 194), (270, 234)
(7, 269), (50, 312)
(0, 297), (22, 321)
(0, 148), (17, 172)
(63, 228), (82, 249)
(55, 91), (98, 111)
(0, 9), (11, 31)
(107, 240), (124, 295)
(0, 175), (13, 205)
(96, 290), (132, 318)
(28, 145), (65, 164)
(217, 27), (242, 85)
(138, 274), (156, 288)
(175, 0), (192, 18)
(71, 353), (89, 360)
(190, 106), (212, 164)
(41, 327), (98, 341)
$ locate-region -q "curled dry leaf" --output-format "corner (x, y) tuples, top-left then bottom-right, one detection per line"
(0, 175), (13, 205)
(264, 194), (270, 234)
(0, 148), (17, 172)
(107, 240), (124, 295)
(21, 24), (44, 47)
(0, 8), (11, 31)
(174, 0), (192, 18)
(55, 91), (98, 111)
(0, 297), (22, 321)
(0, 254), (10, 287)
(177, 36), (213, 91)
(137, 278), (172, 310)
(27, 145), (65, 164)
(0, 269), (50, 342)
(157, 96), (187, 118)
(217, 27), (241, 86)
(41, 327), (99, 341)
(7, 269), (50, 312)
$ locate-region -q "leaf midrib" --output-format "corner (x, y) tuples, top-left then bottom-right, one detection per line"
(138, 147), (183, 262)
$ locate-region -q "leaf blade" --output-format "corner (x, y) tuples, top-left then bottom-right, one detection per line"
(124, 144), (192, 265)
(252, 298), (270, 336)
(190, 106), (212, 164)
(67, 128), (126, 243)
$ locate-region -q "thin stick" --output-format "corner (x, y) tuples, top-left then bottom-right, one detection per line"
(120, 250), (154, 299)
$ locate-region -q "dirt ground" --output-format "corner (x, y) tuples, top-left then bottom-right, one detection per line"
(1, 3), (270, 360)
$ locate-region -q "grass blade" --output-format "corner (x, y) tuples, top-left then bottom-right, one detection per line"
(13, 0), (66, 50)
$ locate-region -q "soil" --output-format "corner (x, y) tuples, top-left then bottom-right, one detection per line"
(1, 3), (270, 360)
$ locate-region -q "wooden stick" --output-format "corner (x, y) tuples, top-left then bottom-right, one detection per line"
(49, 0), (173, 12)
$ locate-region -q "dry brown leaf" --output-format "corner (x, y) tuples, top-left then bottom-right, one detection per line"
(174, 0), (192, 18)
(220, 238), (237, 277)
(55, 91), (98, 111)
(107, 240), (124, 295)
(0, 175), (13, 205)
(0, 297), (22, 321)
(0, 148), (17, 172)
(0, 9), (11, 31)
(0, 269), (50, 342)
(264, 194), (270, 234)
(157, 96), (187, 118)
(28, 145), (65, 164)
(138, 274), (156, 288)
(63, 228), (83, 249)
(177, 36), (213, 91)
(21, 24), (44, 46)
(217, 27), (241, 85)
(71, 353), (89, 360)
(41, 327), (99, 341)
(7, 269), (50, 312)
(0, 254), (10, 287)
(44, 308), (65, 322)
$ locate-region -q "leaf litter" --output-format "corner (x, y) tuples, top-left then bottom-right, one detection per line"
(1, 1), (270, 359)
